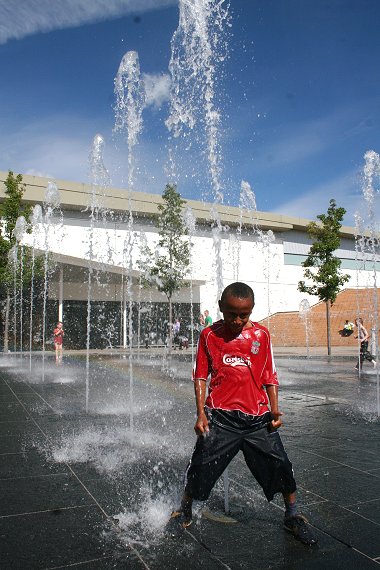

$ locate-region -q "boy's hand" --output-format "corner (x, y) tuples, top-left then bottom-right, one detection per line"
(270, 410), (283, 430)
(194, 411), (209, 436)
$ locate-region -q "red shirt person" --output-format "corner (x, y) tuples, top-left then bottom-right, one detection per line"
(194, 320), (278, 416)
(53, 321), (64, 364)
(171, 282), (317, 546)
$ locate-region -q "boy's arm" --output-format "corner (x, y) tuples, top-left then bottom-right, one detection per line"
(192, 330), (211, 435)
(194, 379), (209, 435)
(261, 331), (282, 428)
(266, 384), (283, 429)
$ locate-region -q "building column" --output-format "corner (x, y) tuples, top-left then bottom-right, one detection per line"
(122, 276), (127, 348)
(58, 266), (63, 322)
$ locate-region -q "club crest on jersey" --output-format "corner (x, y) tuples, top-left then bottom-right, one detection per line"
(222, 354), (250, 367)
(251, 341), (260, 355)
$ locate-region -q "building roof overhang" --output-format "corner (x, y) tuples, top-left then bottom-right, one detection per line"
(0, 170), (355, 238)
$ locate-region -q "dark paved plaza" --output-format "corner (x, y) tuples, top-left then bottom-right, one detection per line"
(0, 351), (379, 569)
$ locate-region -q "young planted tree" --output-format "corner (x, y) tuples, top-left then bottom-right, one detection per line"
(298, 199), (350, 355)
(138, 184), (190, 349)
(0, 171), (32, 351)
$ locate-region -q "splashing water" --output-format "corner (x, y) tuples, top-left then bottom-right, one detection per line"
(7, 245), (18, 353)
(114, 485), (175, 547)
(362, 150), (380, 416)
(363, 150), (380, 208)
(233, 180), (259, 281)
(258, 229), (275, 329)
(14, 216), (27, 354)
(354, 211), (366, 367)
(88, 133), (110, 209)
(114, 50), (146, 190)
(299, 299), (311, 358)
(41, 182), (62, 380)
(166, 0), (230, 318)
(45, 180), (61, 212)
(239, 180), (257, 215)
(114, 51), (147, 431)
(239, 179), (260, 238)
(14, 216), (27, 241)
(183, 206), (197, 358)
(48, 422), (187, 477)
(166, 0), (230, 202)
(85, 134), (111, 412)
(29, 205), (43, 370)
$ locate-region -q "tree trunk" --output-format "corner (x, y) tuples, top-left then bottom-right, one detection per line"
(168, 296), (173, 352)
(326, 300), (331, 356)
(3, 293), (10, 352)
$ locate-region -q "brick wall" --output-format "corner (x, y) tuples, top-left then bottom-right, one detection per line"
(260, 288), (380, 347)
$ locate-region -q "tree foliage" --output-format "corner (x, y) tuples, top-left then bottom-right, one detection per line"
(0, 171), (48, 344)
(138, 184), (191, 349)
(298, 199), (350, 304)
(0, 171), (32, 292)
(139, 183), (190, 301)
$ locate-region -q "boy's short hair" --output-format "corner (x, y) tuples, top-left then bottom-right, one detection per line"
(221, 282), (254, 304)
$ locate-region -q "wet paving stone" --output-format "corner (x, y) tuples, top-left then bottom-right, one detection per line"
(0, 505), (141, 569)
(0, 472), (93, 516)
(0, 354), (379, 569)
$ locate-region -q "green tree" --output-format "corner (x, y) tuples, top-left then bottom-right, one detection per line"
(0, 171), (33, 351)
(298, 199), (350, 355)
(138, 184), (191, 349)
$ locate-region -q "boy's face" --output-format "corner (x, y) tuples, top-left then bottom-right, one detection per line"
(219, 294), (254, 334)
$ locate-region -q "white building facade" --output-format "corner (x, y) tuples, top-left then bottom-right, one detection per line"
(1, 171), (377, 349)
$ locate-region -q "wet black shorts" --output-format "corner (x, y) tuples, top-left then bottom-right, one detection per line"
(184, 408), (296, 502)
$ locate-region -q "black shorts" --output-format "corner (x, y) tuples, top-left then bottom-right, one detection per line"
(184, 409), (296, 502)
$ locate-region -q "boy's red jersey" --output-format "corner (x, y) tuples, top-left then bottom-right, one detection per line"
(193, 319), (279, 416)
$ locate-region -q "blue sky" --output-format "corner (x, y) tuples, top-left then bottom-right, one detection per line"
(0, 0), (380, 226)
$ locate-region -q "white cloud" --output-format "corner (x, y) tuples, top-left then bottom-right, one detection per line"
(240, 102), (376, 176)
(0, 115), (98, 183)
(255, 111), (349, 171)
(262, 131), (325, 169)
(0, 112), (170, 195)
(0, 0), (177, 44)
(143, 73), (171, 109)
(25, 167), (56, 179)
(271, 169), (368, 227)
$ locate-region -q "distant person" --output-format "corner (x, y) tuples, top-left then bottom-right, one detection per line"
(204, 310), (212, 328)
(178, 334), (189, 350)
(198, 313), (205, 332)
(173, 318), (189, 349)
(340, 320), (354, 337)
(171, 282), (318, 546)
(53, 321), (64, 365)
(173, 318), (181, 336)
(172, 318), (181, 350)
(355, 318), (376, 370)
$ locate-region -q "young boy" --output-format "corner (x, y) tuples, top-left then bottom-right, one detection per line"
(172, 282), (317, 546)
